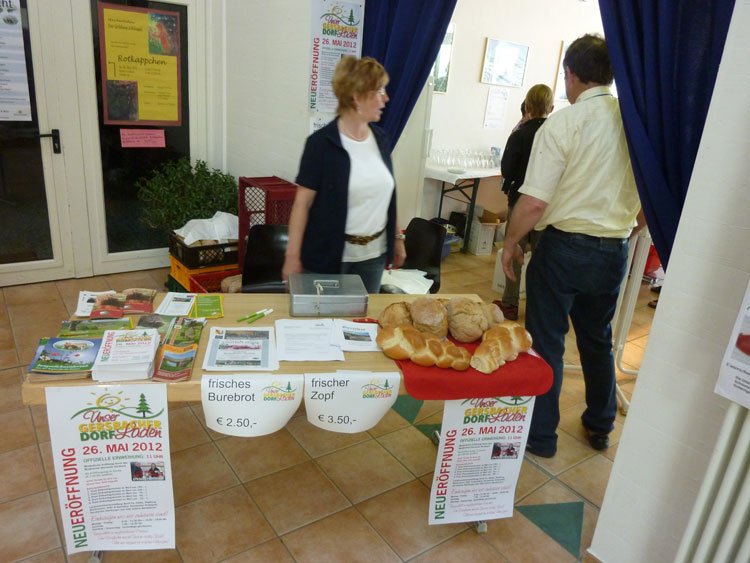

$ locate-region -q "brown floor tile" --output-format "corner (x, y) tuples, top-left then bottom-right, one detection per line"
(12, 316), (69, 350)
(216, 429), (310, 482)
(170, 442), (238, 506)
(367, 406), (411, 437)
(0, 324), (14, 348)
(285, 414), (370, 457)
(188, 402), (226, 440)
(54, 276), (113, 298)
(411, 529), (508, 562)
(0, 347), (19, 370)
(558, 402), (624, 449)
(358, 480), (468, 559)
(515, 459), (551, 500)
(282, 507), (400, 563)
(175, 486), (275, 562)
(0, 406), (37, 453)
(415, 399), (444, 422)
(0, 444), (47, 502)
(21, 549), (67, 562)
(482, 508), (576, 562)
(517, 478), (583, 506)
(558, 454), (613, 508)
(603, 441), (619, 462)
(7, 301), (69, 329)
(0, 491), (61, 560)
(147, 267), (172, 289)
(104, 271), (167, 292)
(39, 440), (56, 488)
(168, 406), (210, 452)
(524, 430), (595, 476)
(223, 539), (295, 562)
(245, 460), (350, 534)
(316, 440), (413, 503)
(3, 282), (61, 306)
(377, 425), (438, 476)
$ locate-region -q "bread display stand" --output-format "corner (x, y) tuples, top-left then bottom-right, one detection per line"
(398, 338), (552, 532)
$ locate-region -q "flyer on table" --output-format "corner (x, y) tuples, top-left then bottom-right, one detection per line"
(715, 278), (750, 408)
(429, 396), (535, 525)
(45, 384), (174, 554)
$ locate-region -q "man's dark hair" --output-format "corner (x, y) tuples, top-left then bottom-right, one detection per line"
(563, 34), (613, 85)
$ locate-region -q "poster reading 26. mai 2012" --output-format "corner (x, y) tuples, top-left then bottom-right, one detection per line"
(98, 2), (181, 125)
(429, 396), (535, 525)
(46, 384), (174, 554)
(309, 0), (364, 113)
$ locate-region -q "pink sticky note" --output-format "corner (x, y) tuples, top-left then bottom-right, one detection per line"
(120, 129), (166, 148)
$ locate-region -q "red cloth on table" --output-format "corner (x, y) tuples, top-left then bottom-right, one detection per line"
(398, 338), (553, 400)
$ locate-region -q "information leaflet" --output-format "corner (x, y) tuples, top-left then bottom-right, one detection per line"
(309, 0), (363, 113)
(202, 373), (304, 437)
(0, 0), (31, 121)
(304, 371), (400, 433)
(715, 278), (750, 408)
(428, 396), (535, 525)
(45, 384), (174, 554)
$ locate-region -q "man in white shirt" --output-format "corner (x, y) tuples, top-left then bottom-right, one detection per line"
(501, 34), (644, 458)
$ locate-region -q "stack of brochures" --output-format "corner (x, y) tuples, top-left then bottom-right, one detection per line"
(91, 329), (160, 382)
(28, 337), (103, 379)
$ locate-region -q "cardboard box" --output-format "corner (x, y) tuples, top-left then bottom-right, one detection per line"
(479, 209), (500, 224)
(467, 218), (497, 256)
(492, 249), (530, 295)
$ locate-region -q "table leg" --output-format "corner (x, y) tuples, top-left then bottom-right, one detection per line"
(461, 178), (481, 252)
(438, 181), (446, 219)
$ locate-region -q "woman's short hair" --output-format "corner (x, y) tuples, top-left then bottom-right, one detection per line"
(563, 34), (613, 85)
(524, 84), (553, 117)
(332, 56), (389, 113)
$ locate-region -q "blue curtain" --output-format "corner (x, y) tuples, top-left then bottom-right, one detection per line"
(362, 0), (457, 149)
(599, 0), (735, 268)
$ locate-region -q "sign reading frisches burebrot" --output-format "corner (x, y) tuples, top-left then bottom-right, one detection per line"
(45, 384), (174, 554)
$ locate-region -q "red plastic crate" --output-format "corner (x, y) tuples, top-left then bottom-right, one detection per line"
(238, 176), (297, 267)
(189, 269), (241, 293)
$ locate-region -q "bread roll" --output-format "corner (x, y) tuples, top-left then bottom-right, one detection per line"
(409, 297), (449, 338)
(480, 301), (504, 328)
(447, 297), (488, 343)
(376, 325), (471, 371)
(470, 321), (533, 374)
(379, 302), (412, 328)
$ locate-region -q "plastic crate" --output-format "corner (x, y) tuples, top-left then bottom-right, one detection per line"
(169, 255), (238, 289)
(189, 269), (241, 293)
(166, 274), (188, 293)
(168, 232), (238, 269)
(238, 176), (297, 266)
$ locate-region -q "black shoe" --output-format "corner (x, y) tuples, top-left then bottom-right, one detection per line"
(651, 285), (662, 294)
(525, 443), (556, 458)
(584, 427), (610, 451)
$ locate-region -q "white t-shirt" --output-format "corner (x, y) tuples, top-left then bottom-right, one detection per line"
(339, 130), (395, 262)
(520, 85), (640, 238)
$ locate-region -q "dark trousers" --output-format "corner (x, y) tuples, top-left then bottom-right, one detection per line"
(525, 226), (629, 452)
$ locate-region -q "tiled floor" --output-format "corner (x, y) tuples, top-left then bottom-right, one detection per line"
(0, 247), (656, 562)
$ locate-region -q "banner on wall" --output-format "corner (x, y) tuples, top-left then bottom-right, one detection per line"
(46, 384), (174, 554)
(715, 278), (750, 409)
(309, 0), (364, 113)
(429, 396), (535, 525)
(0, 0), (31, 121)
(98, 2), (181, 126)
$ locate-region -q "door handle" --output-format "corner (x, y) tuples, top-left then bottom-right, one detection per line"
(39, 129), (61, 154)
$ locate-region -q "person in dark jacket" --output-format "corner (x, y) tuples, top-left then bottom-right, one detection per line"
(282, 56), (406, 293)
(494, 84), (553, 320)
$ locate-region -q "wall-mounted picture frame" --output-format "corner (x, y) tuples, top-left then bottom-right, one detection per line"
(553, 40), (570, 101)
(432, 23), (455, 94)
(480, 38), (528, 88)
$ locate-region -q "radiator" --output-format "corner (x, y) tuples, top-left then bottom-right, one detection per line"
(675, 402), (750, 562)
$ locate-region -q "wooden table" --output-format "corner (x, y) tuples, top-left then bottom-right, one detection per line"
(21, 293), (478, 405)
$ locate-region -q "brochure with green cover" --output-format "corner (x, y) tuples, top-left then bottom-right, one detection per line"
(191, 295), (224, 319)
(29, 337), (102, 373)
(59, 317), (133, 338)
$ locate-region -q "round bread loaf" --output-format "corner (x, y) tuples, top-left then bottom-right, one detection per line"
(409, 297), (448, 338)
(447, 297), (488, 342)
(379, 301), (413, 328)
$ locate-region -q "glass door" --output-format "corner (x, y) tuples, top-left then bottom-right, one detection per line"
(0, 0), (77, 286)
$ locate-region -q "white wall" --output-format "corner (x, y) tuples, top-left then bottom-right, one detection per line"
(590, 2), (749, 561)
(426, 0), (604, 220)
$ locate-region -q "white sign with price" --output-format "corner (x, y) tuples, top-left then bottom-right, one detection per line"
(201, 373), (303, 437)
(304, 371), (400, 433)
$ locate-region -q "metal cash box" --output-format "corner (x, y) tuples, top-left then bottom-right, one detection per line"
(288, 274), (368, 316)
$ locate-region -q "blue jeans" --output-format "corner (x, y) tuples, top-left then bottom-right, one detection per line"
(341, 254), (386, 294)
(525, 227), (629, 453)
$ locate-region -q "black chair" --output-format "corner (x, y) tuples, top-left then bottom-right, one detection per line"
(241, 224), (289, 293)
(383, 217), (446, 294)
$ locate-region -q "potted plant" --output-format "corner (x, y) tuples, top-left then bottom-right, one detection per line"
(136, 157), (237, 232)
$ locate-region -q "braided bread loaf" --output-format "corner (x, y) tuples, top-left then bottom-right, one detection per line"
(470, 321), (533, 374)
(376, 325), (472, 371)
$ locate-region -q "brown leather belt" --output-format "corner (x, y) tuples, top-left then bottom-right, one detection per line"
(345, 228), (385, 245)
